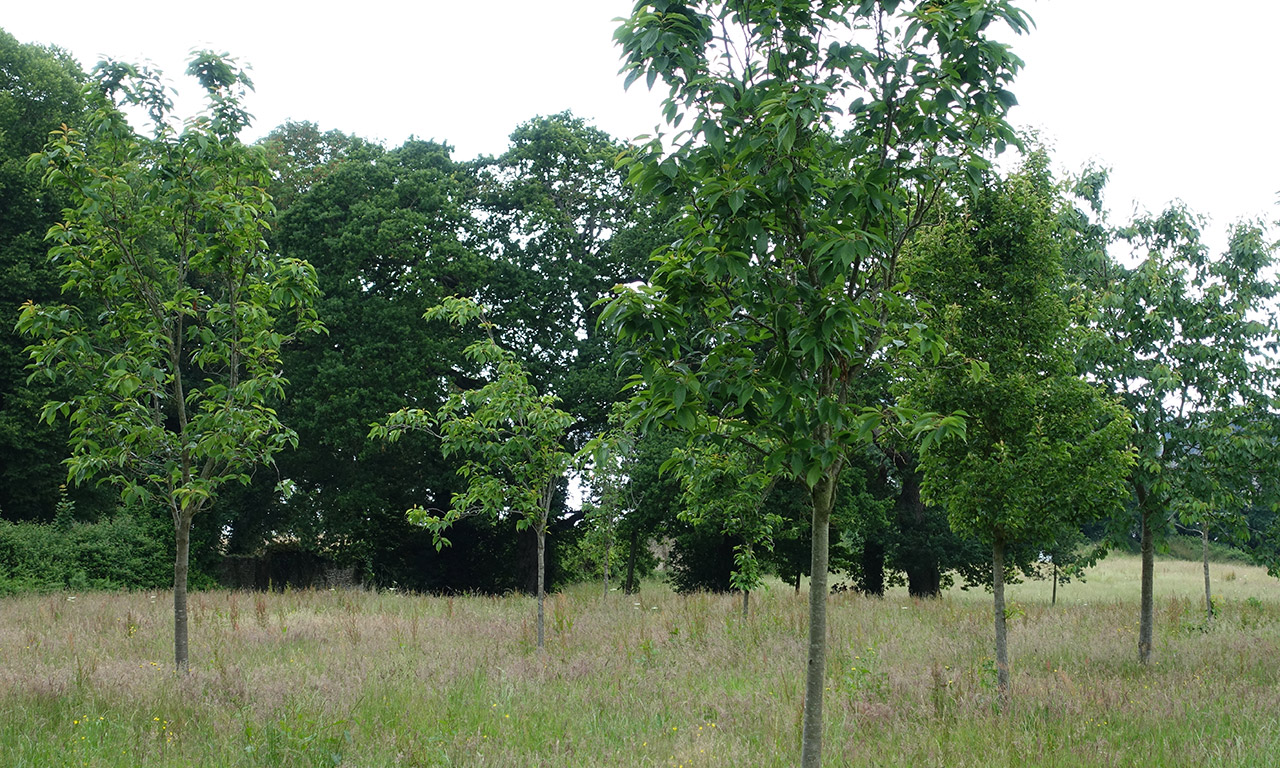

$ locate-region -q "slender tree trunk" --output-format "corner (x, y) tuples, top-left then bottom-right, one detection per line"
(795, 571), (802, 594)
(993, 536), (1010, 705)
(1138, 505), (1155, 665)
(800, 469), (836, 768)
(742, 588), (750, 618)
(603, 538), (610, 599)
(1052, 562), (1058, 606)
(536, 525), (546, 651)
(1202, 523), (1213, 623)
(623, 528), (639, 595)
(536, 481), (556, 652)
(173, 509), (192, 672)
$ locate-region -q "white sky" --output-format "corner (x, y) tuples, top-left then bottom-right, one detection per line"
(5, 1), (1277, 251)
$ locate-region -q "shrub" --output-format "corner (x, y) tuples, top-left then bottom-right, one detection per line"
(0, 511), (171, 594)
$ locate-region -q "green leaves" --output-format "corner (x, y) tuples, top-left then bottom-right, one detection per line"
(1073, 192), (1280, 547)
(909, 151), (1134, 550)
(17, 51), (323, 669)
(609, 6), (1031, 756)
(607, 0), (1030, 492)
(19, 54), (322, 516)
(372, 297), (574, 549)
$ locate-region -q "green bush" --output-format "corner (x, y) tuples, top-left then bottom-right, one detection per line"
(0, 512), (171, 594)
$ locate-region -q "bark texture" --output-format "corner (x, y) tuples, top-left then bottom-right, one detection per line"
(536, 527), (546, 651)
(800, 470), (836, 768)
(1138, 507), (1155, 664)
(993, 536), (1010, 705)
(1202, 524), (1213, 623)
(173, 510), (192, 672)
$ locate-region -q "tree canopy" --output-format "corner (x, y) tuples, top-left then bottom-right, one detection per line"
(18, 53), (323, 669)
(606, 2), (1030, 764)
(0, 29), (104, 522)
(1068, 179), (1280, 662)
(909, 152), (1134, 699)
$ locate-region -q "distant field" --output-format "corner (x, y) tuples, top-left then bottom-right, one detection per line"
(914, 547), (1278, 607)
(2, 553), (1279, 767)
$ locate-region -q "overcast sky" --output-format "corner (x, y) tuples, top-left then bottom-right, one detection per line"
(5, 1), (1277, 251)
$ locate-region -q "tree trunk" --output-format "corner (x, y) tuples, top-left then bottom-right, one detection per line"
(795, 571), (802, 594)
(896, 453), (942, 599)
(1138, 505), (1155, 665)
(1051, 561), (1058, 606)
(623, 528), (639, 595)
(993, 536), (1010, 705)
(861, 538), (885, 596)
(742, 588), (750, 618)
(1202, 523), (1213, 623)
(173, 508), (192, 672)
(536, 525), (546, 651)
(906, 562), (942, 598)
(800, 469), (836, 768)
(603, 538), (610, 599)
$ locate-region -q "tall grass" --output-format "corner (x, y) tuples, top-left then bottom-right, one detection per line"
(2, 554), (1278, 767)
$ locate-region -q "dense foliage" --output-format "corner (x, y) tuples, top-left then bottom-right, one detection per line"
(0, 30), (116, 522)
(16, 53), (323, 669)
(0, 11), (1276, 701)
(0, 505), (170, 595)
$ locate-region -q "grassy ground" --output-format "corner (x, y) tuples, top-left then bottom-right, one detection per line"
(3, 554), (1279, 767)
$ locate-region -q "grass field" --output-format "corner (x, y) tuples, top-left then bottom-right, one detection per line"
(3, 553), (1279, 767)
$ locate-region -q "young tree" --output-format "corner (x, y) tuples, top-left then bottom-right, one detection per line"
(908, 154), (1133, 702)
(371, 297), (574, 651)
(253, 116), (664, 590)
(1069, 184), (1280, 663)
(607, 2), (1028, 764)
(579, 410), (647, 597)
(670, 435), (781, 616)
(616, 429), (686, 594)
(17, 54), (322, 670)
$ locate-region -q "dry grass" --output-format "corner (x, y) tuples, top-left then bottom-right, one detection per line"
(2, 554), (1279, 767)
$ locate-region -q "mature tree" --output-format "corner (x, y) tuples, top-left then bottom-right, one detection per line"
(909, 155), (1133, 701)
(255, 120), (370, 212)
(480, 112), (669, 438)
(18, 54), (322, 670)
(1070, 186), (1280, 660)
(245, 116), (662, 590)
(0, 29), (110, 521)
(607, 2), (1028, 764)
(242, 138), (491, 587)
(872, 447), (988, 596)
(373, 297), (574, 651)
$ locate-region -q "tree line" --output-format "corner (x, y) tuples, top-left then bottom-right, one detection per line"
(3, 4), (1279, 764)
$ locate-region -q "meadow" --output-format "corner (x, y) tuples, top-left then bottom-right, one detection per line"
(3, 553), (1279, 767)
